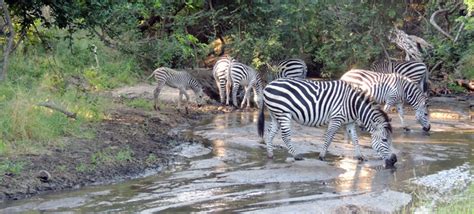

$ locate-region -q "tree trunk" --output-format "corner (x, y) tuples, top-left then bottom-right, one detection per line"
(0, 0), (14, 81)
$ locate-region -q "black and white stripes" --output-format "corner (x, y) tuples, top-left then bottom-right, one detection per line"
(340, 69), (430, 132)
(212, 56), (235, 104)
(226, 61), (263, 108)
(275, 58), (307, 79)
(372, 60), (429, 94)
(257, 78), (397, 167)
(148, 67), (204, 110)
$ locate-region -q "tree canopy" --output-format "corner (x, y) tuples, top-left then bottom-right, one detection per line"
(2, 0), (474, 79)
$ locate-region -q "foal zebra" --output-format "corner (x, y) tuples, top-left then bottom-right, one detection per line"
(148, 67), (204, 110)
(257, 78), (397, 167)
(212, 56), (235, 104)
(372, 60), (429, 94)
(275, 58), (308, 79)
(340, 69), (430, 132)
(226, 62), (263, 108)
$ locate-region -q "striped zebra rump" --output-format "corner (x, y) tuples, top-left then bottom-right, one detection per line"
(275, 58), (307, 79)
(149, 67), (204, 111)
(258, 78), (396, 167)
(227, 62), (263, 108)
(213, 57), (235, 104)
(372, 60), (429, 94)
(341, 69), (430, 132)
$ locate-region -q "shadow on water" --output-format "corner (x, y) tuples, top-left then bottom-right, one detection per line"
(0, 111), (472, 213)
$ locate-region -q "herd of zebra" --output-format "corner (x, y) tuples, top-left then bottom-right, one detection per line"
(148, 57), (431, 168)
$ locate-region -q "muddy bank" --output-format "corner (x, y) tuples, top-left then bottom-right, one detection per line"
(0, 90), (227, 202)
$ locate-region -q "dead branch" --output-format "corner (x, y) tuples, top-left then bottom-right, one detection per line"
(430, 60), (443, 73)
(38, 101), (77, 119)
(454, 22), (465, 42)
(429, 2), (462, 41)
(430, 8), (453, 40)
(455, 79), (474, 91)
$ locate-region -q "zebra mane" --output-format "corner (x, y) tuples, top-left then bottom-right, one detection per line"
(349, 83), (392, 133)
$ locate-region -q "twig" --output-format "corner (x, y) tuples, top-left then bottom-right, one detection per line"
(430, 60), (443, 74)
(430, 8), (454, 40)
(454, 22), (465, 43)
(38, 101), (77, 119)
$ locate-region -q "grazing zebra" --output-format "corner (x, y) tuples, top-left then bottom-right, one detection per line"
(148, 67), (204, 110)
(340, 69), (430, 132)
(257, 78), (397, 167)
(275, 58), (308, 79)
(372, 60), (429, 94)
(226, 62), (263, 108)
(212, 56), (235, 104)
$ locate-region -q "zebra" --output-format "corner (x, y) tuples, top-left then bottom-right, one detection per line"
(274, 58), (308, 79)
(372, 60), (429, 95)
(226, 61), (263, 108)
(340, 69), (430, 132)
(148, 67), (204, 111)
(212, 56), (235, 104)
(257, 78), (397, 168)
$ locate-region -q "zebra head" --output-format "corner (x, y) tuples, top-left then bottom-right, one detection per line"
(194, 87), (205, 107)
(404, 81), (431, 132)
(367, 108), (397, 168)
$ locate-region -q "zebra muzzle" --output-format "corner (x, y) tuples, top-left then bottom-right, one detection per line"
(384, 154), (397, 168)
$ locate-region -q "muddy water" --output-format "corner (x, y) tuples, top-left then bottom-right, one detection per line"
(1, 109), (473, 213)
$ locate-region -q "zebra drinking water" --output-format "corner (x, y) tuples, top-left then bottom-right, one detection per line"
(274, 58), (308, 79)
(372, 60), (429, 94)
(148, 67), (204, 111)
(212, 56), (235, 104)
(340, 69), (430, 132)
(257, 78), (397, 168)
(226, 62), (263, 108)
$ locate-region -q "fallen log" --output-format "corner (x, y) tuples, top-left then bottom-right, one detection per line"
(455, 79), (474, 91)
(38, 100), (77, 119)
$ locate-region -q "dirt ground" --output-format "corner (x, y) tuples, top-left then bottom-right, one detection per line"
(0, 85), (231, 202)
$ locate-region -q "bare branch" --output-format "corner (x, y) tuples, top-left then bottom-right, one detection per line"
(430, 8), (454, 40)
(454, 22), (465, 43)
(38, 101), (77, 119)
(429, 2), (462, 41)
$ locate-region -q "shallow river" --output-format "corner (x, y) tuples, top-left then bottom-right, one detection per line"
(1, 108), (473, 213)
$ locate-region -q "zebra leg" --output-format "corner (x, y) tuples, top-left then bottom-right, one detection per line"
(319, 120), (342, 161)
(153, 83), (165, 111)
(383, 104), (393, 122)
(225, 80), (232, 106)
(240, 86), (252, 109)
(346, 123), (365, 161)
(216, 78), (225, 104)
(232, 83), (240, 108)
(177, 90), (184, 109)
(277, 114), (303, 160)
(397, 103), (410, 131)
(265, 113), (280, 158)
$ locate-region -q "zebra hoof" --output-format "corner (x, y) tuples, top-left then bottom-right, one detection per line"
(318, 156), (325, 161)
(294, 154), (304, 161)
(403, 127), (411, 132)
(356, 156), (366, 162)
(153, 105), (160, 111)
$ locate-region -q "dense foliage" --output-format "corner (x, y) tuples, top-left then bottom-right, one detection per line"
(3, 1), (473, 79)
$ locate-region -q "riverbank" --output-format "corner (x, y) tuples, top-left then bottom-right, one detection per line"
(0, 83), (471, 203)
(0, 85), (229, 202)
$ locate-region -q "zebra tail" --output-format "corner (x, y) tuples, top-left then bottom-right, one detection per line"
(421, 71), (429, 94)
(146, 71), (156, 80)
(257, 103), (265, 138)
